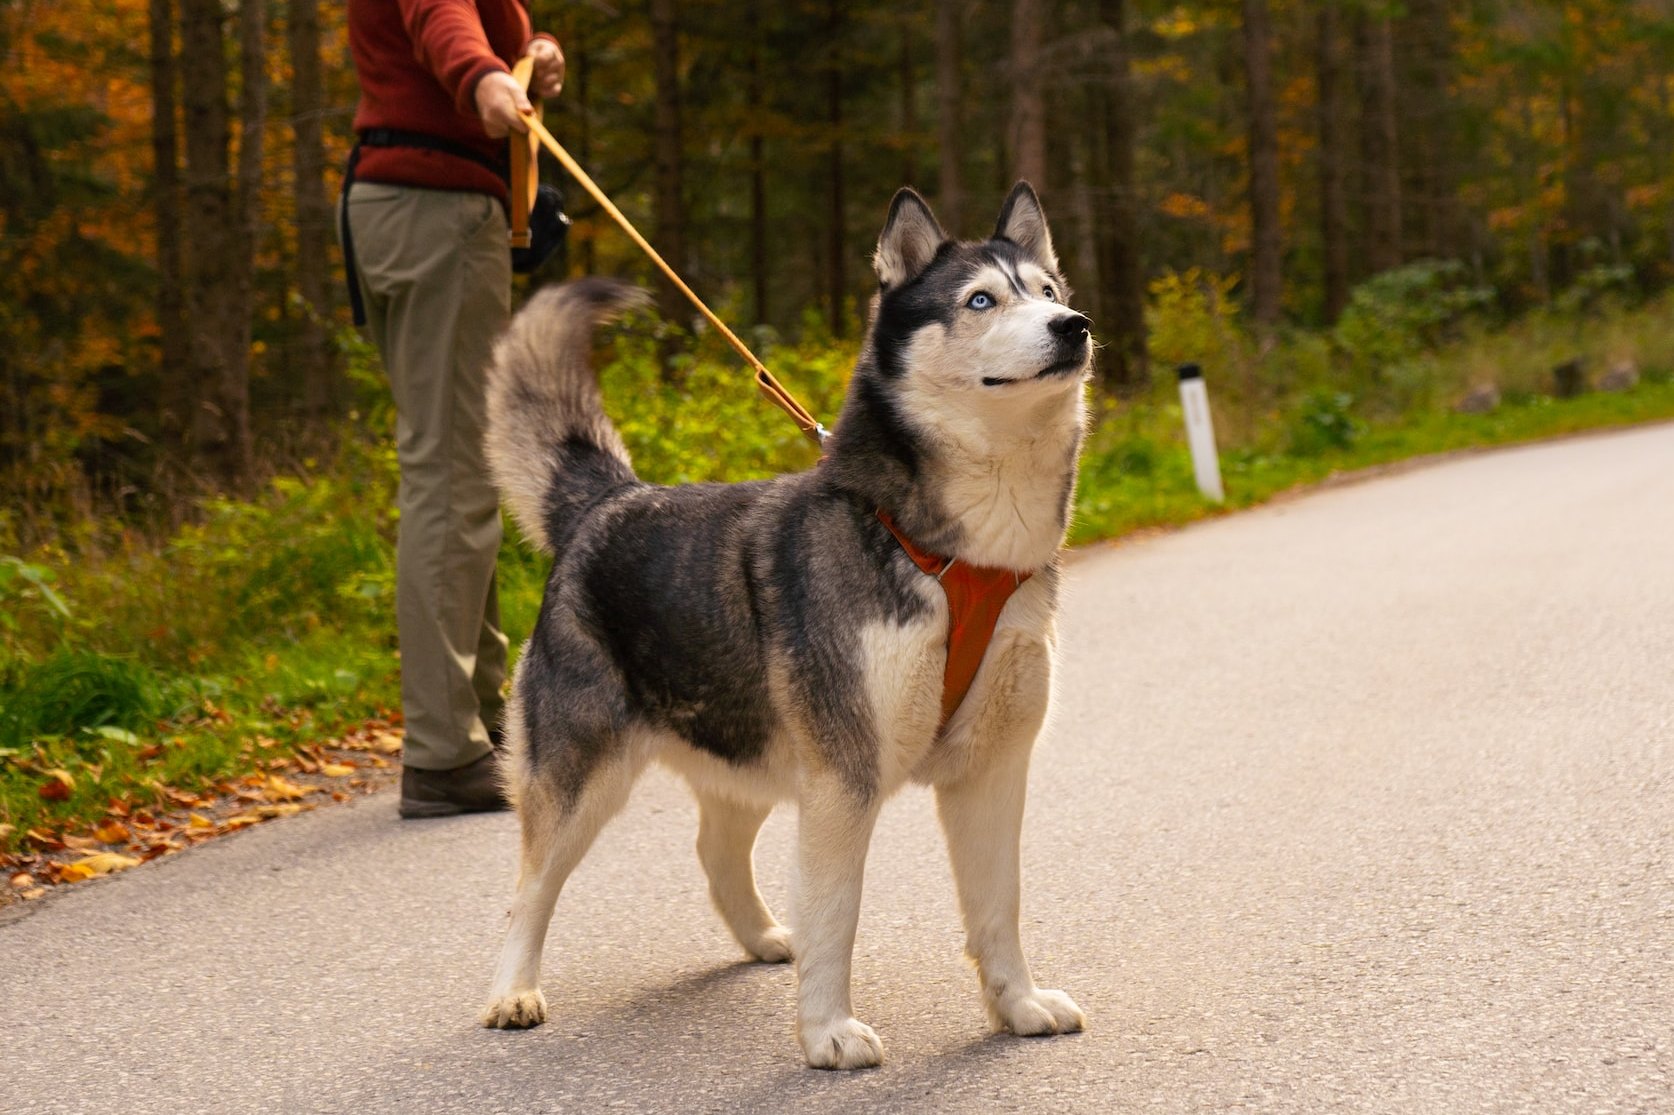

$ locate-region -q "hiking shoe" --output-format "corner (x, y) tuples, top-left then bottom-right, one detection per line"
(399, 752), (509, 819)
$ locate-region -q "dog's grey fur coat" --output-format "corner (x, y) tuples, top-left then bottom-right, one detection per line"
(481, 183), (1091, 1069)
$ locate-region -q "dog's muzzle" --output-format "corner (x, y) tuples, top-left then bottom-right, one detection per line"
(981, 313), (1093, 387)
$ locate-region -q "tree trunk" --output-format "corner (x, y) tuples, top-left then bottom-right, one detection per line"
(899, 11), (918, 189)
(1560, 72), (1627, 284)
(288, 0), (335, 418)
(1658, 55), (1674, 272)
(1355, 11), (1401, 275)
(1517, 95), (1550, 301)
(223, 0), (264, 488)
(1398, 0), (1459, 261)
(933, 0), (964, 233)
(148, 0), (189, 452)
(1553, 81), (1585, 290)
(179, 0), (245, 487)
(1316, 4), (1351, 322)
(1090, 0), (1147, 394)
(649, 0), (688, 343)
(747, 0), (767, 324)
(1242, 0), (1282, 327)
(1007, 0), (1047, 191)
(825, 0), (846, 337)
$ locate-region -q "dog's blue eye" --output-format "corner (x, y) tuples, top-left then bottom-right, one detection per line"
(1043, 285), (1056, 302)
(967, 292), (995, 310)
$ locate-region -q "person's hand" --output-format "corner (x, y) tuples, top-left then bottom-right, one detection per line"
(475, 70), (532, 138)
(527, 38), (566, 98)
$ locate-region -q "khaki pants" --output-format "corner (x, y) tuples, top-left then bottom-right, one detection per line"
(343, 182), (510, 771)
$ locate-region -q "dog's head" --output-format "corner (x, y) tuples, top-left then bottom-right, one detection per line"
(867, 182), (1092, 416)
(825, 183), (1089, 556)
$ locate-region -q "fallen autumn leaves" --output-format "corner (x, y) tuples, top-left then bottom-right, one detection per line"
(2, 723), (405, 906)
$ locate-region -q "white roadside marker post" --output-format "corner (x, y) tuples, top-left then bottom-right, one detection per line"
(1177, 362), (1225, 503)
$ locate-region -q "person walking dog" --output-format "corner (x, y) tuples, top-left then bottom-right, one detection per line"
(340, 1), (563, 818)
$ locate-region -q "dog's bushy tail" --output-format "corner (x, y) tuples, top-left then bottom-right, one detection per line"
(486, 277), (649, 554)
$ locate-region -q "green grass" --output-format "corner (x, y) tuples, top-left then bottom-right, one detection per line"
(4, 286), (1674, 856)
(1071, 374), (1674, 544)
(2, 650), (170, 749)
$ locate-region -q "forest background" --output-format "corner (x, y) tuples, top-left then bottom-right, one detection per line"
(6, 0), (1674, 868)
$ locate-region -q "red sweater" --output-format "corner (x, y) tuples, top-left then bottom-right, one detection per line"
(348, 0), (550, 204)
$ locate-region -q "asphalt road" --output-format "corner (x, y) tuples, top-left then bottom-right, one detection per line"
(4, 425), (1671, 1114)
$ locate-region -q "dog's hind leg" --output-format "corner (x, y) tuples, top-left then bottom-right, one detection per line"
(935, 743), (1084, 1038)
(480, 753), (642, 1029)
(793, 771), (884, 1069)
(694, 792), (792, 963)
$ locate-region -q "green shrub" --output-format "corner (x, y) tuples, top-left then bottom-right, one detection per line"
(0, 649), (171, 750)
(1334, 261), (1494, 411)
(1553, 263), (1635, 317)
(1287, 390), (1362, 456)
(598, 317), (853, 486)
(0, 556), (71, 664)
(1145, 269), (1249, 383)
(180, 475), (395, 634)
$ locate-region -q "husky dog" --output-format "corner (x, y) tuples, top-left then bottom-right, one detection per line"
(480, 183), (1090, 1070)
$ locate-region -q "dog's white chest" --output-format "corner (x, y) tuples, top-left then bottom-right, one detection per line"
(856, 601), (948, 785)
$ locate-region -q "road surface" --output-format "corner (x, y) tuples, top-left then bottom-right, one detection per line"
(4, 425), (1671, 1113)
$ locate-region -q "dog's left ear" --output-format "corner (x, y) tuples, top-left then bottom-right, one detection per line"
(993, 181), (1059, 272)
(874, 188), (947, 289)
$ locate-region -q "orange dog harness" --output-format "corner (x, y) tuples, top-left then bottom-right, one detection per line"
(876, 510), (1031, 726)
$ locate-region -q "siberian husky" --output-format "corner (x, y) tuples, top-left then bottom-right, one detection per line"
(480, 183), (1091, 1069)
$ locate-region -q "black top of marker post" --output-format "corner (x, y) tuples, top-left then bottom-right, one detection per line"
(1177, 362), (1202, 382)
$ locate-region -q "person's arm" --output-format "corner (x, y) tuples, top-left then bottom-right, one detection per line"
(396, 0), (510, 115)
(398, 0), (551, 137)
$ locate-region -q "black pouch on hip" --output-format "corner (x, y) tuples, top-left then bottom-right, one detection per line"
(512, 183), (571, 274)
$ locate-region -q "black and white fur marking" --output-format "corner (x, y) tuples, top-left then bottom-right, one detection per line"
(481, 183), (1091, 1069)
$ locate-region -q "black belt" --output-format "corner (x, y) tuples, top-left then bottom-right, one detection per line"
(339, 130), (510, 326)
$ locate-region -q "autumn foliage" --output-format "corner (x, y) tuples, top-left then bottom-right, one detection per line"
(5, 0), (1674, 512)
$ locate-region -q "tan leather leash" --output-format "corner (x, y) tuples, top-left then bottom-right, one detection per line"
(508, 58), (542, 254)
(508, 59), (826, 447)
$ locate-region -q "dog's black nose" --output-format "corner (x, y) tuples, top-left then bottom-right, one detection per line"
(1050, 312), (1091, 339)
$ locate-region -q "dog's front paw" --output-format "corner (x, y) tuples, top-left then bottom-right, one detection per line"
(991, 987), (1085, 1037)
(800, 1016), (884, 1070)
(480, 989), (548, 1029)
(745, 925), (794, 964)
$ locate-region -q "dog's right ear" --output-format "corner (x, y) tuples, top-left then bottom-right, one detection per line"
(993, 181), (1060, 272)
(873, 188), (946, 289)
